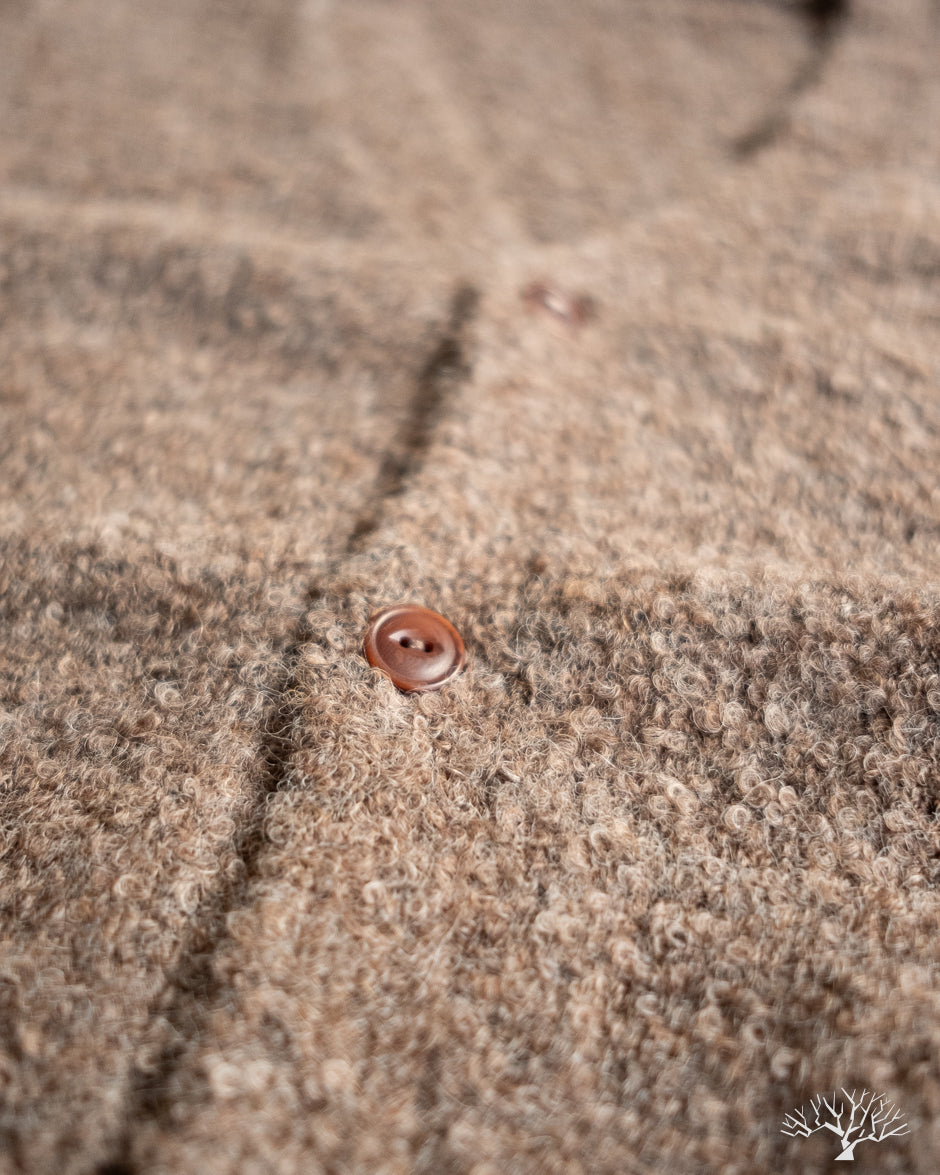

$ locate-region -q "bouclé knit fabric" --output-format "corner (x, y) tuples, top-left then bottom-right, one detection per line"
(1, 2), (939, 1172)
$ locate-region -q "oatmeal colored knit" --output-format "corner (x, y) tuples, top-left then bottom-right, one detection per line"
(1, 2), (938, 1173)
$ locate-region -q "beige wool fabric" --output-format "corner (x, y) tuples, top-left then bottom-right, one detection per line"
(1, 1), (940, 1172)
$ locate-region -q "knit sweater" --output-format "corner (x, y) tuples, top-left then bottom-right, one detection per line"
(1, 2), (938, 1172)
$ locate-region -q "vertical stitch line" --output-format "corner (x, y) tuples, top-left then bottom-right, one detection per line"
(99, 281), (479, 1168)
(347, 282), (479, 550)
(732, 0), (850, 159)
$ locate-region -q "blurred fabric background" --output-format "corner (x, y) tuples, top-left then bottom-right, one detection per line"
(1, 2), (938, 1172)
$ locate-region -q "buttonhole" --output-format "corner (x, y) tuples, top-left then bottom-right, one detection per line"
(399, 637), (433, 653)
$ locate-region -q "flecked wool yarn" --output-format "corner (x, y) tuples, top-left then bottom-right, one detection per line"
(1, 2), (939, 1173)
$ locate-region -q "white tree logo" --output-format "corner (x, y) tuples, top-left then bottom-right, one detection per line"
(781, 1089), (910, 1160)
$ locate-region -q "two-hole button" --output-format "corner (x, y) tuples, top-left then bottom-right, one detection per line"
(363, 603), (466, 693)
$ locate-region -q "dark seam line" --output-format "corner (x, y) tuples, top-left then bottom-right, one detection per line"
(732, 0), (849, 160)
(96, 282), (479, 1172)
(92, 634), (312, 1172)
(3, 1128), (28, 1174)
(346, 282), (479, 551)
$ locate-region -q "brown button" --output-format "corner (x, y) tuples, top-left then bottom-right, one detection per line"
(363, 604), (466, 693)
(521, 280), (596, 326)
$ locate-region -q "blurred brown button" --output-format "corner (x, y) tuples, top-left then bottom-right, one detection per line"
(363, 604), (466, 693)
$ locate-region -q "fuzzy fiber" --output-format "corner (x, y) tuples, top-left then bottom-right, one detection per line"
(1, 2), (939, 1173)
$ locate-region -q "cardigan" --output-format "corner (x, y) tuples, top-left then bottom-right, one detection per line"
(1, 1), (938, 1171)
